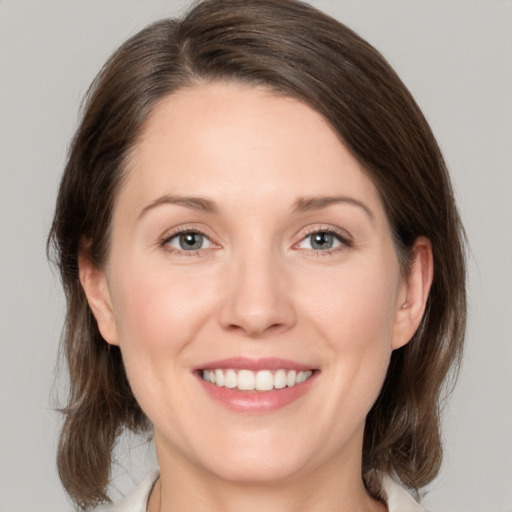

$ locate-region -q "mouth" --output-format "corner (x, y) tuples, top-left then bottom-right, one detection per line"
(199, 368), (314, 391)
(194, 358), (319, 413)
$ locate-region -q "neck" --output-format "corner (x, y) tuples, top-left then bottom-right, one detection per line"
(149, 441), (386, 512)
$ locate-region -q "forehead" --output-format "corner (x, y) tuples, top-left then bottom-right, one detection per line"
(120, 81), (385, 219)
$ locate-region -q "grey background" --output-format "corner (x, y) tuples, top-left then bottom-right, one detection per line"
(1, 1), (511, 511)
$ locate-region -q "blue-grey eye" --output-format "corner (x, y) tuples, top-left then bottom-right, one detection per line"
(168, 231), (211, 251)
(299, 231), (343, 250)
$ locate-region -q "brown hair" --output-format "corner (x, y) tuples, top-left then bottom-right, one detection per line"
(48, 0), (466, 509)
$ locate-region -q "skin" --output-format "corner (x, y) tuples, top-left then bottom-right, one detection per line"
(80, 82), (433, 512)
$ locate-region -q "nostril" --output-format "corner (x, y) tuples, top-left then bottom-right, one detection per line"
(232, 321), (287, 337)
(217, 283), (297, 336)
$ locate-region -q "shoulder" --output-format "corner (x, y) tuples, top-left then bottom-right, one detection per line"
(96, 470), (160, 512)
(382, 474), (432, 512)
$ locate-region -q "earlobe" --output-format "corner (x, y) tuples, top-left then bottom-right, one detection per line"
(78, 252), (119, 346)
(392, 236), (433, 350)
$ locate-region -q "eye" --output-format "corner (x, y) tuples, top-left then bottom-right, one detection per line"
(297, 229), (349, 251)
(164, 230), (214, 252)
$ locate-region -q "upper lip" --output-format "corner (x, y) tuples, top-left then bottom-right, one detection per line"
(194, 357), (316, 372)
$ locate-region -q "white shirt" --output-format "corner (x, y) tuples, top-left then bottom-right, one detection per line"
(102, 470), (430, 512)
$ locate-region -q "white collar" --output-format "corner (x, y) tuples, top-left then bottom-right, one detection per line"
(382, 473), (430, 511)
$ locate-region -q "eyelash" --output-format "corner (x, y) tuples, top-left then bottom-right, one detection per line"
(159, 226), (352, 257)
(297, 227), (353, 255)
(160, 226), (215, 257)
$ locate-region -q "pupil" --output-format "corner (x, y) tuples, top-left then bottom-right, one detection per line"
(180, 232), (202, 250)
(311, 232), (333, 250)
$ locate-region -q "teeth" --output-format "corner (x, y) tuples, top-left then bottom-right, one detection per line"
(238, 370), (255, 390)
(296, 371), (307, 384)
(274, 369), (287, 389)
(224, 369), (237, 389)
(215, 369), (224, 386)
(255, 370), (273, 391)
(201, 368), (313, 391)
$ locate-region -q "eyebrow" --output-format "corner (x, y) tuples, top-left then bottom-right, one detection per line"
(293, 196), (374, 220)
(138, 194), (218, 219)
(138, 193), (373, 221)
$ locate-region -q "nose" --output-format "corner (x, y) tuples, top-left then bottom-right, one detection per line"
(217, 249), (297, 337)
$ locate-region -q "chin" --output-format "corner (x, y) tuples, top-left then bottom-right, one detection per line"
(180, 430), (315, 485)
(202, 453), (307, 485)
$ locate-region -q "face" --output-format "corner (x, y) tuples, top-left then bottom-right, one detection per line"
(82, 82), (428, 485)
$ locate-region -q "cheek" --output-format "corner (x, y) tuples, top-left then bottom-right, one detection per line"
(108, 263), (219, 417)
(301, 260), (400, 344)
(298, 259), (400, 400)
(108, 257), (227, 389)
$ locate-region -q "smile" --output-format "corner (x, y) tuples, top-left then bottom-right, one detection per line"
(201, 368), (314, 391)
(195, 357), (318, 413)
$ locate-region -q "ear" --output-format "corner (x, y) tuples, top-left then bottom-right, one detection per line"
(78, 251), (119, 346)
(392, 236), (433, 350)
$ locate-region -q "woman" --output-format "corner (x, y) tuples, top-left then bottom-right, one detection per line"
(48, 0), (466, 510)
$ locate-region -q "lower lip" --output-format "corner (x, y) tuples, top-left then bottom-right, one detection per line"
(196, 372), (318, 413)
